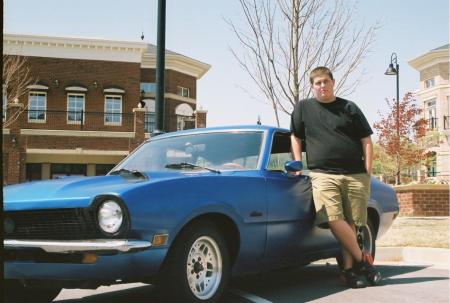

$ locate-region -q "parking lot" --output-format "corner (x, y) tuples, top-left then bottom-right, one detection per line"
(54, 261), (449, 303)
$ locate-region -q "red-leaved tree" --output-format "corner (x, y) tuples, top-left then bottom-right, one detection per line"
(373, 92), (427, 184)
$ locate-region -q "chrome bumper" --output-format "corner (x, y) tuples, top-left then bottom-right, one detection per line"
(4, 239), (152, 254)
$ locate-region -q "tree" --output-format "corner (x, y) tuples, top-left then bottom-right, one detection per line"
(228, 0), (377, 126)
(373, 92), (427, 184)
(2, 55), (37, 128)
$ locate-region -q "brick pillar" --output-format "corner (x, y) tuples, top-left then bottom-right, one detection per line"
(195, 109), (208, 128)
(131, 108), (146, 152)
(5, 102), (27, 184)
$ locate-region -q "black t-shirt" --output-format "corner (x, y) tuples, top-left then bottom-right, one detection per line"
(290, 97), (373, 174)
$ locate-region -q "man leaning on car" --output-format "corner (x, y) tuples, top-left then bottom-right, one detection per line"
(290, 66), (382, 288)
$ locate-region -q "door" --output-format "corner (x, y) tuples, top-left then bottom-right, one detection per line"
(264, 132), (337, 269)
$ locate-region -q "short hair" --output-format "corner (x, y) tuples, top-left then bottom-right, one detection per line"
(309, 66), (334, 84)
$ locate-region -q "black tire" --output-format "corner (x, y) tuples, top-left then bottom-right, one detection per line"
(336, 217), (377, 269)
(157, 220), (230, 303)
(4, 280), (61, 303)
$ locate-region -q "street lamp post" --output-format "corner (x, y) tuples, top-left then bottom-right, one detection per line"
(384, 52), (400, 185)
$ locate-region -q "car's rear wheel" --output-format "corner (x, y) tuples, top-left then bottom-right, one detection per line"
(158, 220), (230, 303)
(4, 280), (61, 303)
(336, 217), (377, 269)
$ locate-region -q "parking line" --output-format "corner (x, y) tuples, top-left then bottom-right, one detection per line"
(229, 288), (274, 303)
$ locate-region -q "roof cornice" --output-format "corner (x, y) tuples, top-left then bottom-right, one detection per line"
(142, 53), (211, 79)
(3, 33), (147, 63)
(408, 48), (449, 71)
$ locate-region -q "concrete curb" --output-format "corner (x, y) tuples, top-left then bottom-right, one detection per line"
(378, 247), (449, 268)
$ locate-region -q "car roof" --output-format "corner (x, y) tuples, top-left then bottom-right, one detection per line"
(148, 125), (290, 141)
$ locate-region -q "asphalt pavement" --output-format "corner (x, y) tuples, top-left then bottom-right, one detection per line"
(53, 261), (449, 303)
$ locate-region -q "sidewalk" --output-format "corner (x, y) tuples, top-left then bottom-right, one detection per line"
(376, 216), (449, 268)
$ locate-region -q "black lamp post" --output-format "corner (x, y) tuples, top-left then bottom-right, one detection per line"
(384, 52), (400, 184)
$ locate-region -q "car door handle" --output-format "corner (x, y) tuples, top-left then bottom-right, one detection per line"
(249, 211), (263, 217)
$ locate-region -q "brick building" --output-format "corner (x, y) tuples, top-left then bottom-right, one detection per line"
(2, 33), (210, 184)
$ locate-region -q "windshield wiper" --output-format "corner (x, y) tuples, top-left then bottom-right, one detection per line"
(165, 162), (221, 174)
(109, 168), (147, 180)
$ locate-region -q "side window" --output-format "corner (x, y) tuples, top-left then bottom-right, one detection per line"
(267, 132), (309, 172)
(267, 132), (292, 171)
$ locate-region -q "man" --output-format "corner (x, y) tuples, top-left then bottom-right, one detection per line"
(290, 66), (381, 288)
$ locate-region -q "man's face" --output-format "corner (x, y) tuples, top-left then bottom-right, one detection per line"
(311, 74), (335, 102)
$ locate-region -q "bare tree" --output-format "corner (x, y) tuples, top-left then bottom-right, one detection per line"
(2, 55), (37, 128)
(228, 0), (377, 126)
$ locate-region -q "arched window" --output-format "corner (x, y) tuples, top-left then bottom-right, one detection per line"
(175, 103), (194, 131)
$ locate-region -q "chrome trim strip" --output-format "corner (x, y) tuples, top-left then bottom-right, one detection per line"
(4, 239), (151, 253)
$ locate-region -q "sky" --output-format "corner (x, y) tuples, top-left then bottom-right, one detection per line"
(4, 0), (449, 133)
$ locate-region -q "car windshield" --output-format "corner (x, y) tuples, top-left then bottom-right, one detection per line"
(112, 131), (264, 173)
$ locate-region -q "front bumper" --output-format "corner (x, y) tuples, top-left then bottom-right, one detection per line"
(4, 239), (152, 254)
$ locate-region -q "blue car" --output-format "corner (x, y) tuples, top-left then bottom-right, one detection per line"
(4, 125), (399, 303)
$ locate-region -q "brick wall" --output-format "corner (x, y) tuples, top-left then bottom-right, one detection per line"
(395, 184), (449, 216)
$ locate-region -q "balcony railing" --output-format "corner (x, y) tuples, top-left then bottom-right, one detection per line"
(444, 116), (450, 130)
(23, 110), (138, 132)
(428, 117), (438, 130)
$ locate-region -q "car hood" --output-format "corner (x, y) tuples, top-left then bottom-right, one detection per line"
(3, 171), (196, 211)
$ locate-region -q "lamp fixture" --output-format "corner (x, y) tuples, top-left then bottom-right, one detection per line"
(53, 79), (60, 88)
(93, 81), (98, 88)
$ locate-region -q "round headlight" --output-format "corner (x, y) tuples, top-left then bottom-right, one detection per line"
(98, 201), (123, 234)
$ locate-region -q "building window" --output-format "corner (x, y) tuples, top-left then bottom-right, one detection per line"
(141, 99), (156, 133)
(175, 103), (194, 131)
(425, 78), (435, 88)
(51, 163), (87, 179)
(67, 93), (85, 124)
(177, 86), (190, 98)
(26, 163), (42, 181)
(95, 164), (116, 176)
(104, 95), (122, 125)
(140, 82), (156, 94)
(28, 92), (47, 122)
(426, 100), (437, 130)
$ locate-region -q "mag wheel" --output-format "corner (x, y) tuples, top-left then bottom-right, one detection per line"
(158, 220), (230, 303)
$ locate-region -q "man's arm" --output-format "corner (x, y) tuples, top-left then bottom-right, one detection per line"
(291, 134), (303, 161)
(361, 136), (373, 175)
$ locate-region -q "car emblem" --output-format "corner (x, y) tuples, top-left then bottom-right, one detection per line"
(4, 217), (15, 234)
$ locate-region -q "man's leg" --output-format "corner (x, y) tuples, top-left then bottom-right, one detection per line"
(328, 220), (362, 266)
(338, 223), (359, 269)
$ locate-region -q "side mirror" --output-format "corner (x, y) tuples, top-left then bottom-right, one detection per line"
(284, 160), (303, 172)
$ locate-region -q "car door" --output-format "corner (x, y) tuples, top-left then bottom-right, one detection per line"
(263, 131), (337, 269)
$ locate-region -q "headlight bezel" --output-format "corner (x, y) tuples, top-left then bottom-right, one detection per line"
(93, 196), (130, 238)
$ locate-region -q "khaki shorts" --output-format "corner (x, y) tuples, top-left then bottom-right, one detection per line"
(310, 171), (370, 227)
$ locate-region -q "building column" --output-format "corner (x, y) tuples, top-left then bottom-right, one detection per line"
(132, 108), (146, 152)
(5, 103), (27, 184)
(195, 109), (208, 128)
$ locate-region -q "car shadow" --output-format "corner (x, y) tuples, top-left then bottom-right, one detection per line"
(53, 264), (448, 303)
(227, 263), (449, 302)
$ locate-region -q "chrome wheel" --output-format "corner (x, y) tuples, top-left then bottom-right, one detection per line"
(357, 222), (374, 257)
(186, 236), (222, 300)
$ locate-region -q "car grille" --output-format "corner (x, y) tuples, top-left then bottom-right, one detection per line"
(4, 208), (103, 240)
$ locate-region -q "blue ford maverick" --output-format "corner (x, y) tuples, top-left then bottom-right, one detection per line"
(4, 126), (399, 303)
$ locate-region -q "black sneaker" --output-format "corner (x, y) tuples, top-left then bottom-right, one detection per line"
(355, 252), (382, 285)
(339, 269), (366, 288)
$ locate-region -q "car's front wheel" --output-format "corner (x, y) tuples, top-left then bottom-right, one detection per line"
(4, 280), (61, 303)
(158, 220), (230, 303)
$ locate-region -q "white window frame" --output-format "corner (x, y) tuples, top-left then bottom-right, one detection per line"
(177, 86), (190, 98)
(425, 78), (435, 88)
(28, 91), (47, 123)
(67, 93), (85, 125)
(104, 94), (122, 126)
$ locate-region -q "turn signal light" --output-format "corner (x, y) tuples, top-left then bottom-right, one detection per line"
(82, 253), (98, 264)
(152, 234), (169, 247)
